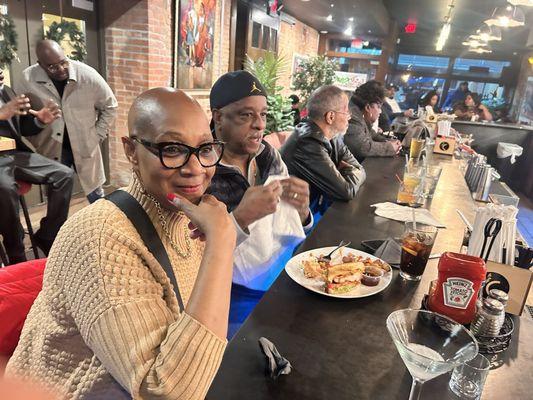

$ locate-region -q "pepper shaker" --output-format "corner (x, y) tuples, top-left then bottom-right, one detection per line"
(470, 298), (505, 337)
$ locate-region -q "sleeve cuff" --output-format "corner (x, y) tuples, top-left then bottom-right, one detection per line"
(34, 117), (46, 128)
(302, 209), (314, 232)
(230, 212), (249, 246)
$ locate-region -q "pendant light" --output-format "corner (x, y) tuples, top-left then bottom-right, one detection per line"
(471, 23), (502, 41)
(462, 36), (488, 48)
(485, 3), (525, 27)
(508, 0), (533, 6)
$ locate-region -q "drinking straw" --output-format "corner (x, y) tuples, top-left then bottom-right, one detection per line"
(455, 209), (473, 231)
(412, 207), (417, 231)
(395, 174), (403, 184)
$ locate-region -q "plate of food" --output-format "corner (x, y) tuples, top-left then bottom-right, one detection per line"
(285, 247), (393, 298)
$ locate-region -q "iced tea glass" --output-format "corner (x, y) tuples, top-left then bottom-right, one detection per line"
(400, 222), (438, 281)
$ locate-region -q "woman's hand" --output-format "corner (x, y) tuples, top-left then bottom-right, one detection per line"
(167, 193), (236, 243)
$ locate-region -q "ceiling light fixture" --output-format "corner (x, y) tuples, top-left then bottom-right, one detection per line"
(349, 17), (354, 21)
(326, 14), (333, 22)
(471, 23), (502, 41)
(485, 4), (525, 27)
(508, 0), (533, 6)
(462, 36), (487, 47)
(320, 30), (328, 34)
(469, 46), (492, 54)
(435, 0), (455, 52)
(344, 26), (353, 36)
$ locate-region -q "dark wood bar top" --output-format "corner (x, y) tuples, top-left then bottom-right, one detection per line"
(207, 155), (533, 400)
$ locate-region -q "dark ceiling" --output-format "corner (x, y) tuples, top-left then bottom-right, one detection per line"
(281, 0), (533, 56)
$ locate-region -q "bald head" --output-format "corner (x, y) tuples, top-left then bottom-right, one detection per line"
(36, 39), (64, 62)
(128, 87), (208, 139)
(36, 39), (69, 81)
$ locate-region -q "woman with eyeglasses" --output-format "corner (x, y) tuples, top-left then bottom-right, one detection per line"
(6, 88), (236, 400)
(344, 80), (402, 162)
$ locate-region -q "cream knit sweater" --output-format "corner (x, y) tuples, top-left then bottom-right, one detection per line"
(6, 177), (226, 399)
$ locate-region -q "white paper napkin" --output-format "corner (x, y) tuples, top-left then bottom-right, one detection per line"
(371, 202), (446, 228)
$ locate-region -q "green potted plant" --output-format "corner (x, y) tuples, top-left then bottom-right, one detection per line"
(244, 53), (294, 137)
(292, 55), (338, 106)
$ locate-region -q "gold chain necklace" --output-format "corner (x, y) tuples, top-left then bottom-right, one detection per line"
(145, 192), (192, 258)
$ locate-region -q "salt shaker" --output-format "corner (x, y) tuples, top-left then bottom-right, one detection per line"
(470, 298), (505, 337)
(488, 289), (508, 308)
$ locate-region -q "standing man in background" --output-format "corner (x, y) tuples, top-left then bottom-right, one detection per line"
(19, 39), (117, 203)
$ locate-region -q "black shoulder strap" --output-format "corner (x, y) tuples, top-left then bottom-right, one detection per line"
(106, 190), (185, 312)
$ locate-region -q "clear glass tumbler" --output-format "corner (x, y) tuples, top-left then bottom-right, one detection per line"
(449, 353), (490, 399)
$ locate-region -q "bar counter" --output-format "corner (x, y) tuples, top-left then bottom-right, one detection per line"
(207, 155), (533, 400)
(451, 120), (533, 201)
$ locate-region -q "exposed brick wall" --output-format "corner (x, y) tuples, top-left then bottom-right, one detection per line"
(277, 20), (320, 96)
(104, 0), (172, 187)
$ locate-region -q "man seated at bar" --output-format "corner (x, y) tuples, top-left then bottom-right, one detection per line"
(345, 80), (402, 162)
(208, 71), (311, 333)
(443, 81), (469, 109)
(281, 85), (366, 214)
(453, 92), (493, 122)
(0, 68), (72, 262)
(379, 83), (413, 132)
(6, 88), (236, 399)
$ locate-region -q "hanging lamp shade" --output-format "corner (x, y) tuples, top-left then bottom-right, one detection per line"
(469, 46), (492, 54)
(462, 35), (488, 48)
(471, 23), (502, 41)
(485, 4), (525, 27)
(508, 0), (533, 6)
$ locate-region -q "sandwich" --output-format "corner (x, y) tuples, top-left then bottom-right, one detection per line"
(325, 262), (365, 294)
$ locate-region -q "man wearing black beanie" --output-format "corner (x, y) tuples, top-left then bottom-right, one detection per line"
(207, 70), (312, 338)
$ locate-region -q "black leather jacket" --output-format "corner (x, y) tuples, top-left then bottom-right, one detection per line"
(280, 121), (366, 212)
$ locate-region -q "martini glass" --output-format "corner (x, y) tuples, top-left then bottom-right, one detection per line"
(386, 309), (478, 400)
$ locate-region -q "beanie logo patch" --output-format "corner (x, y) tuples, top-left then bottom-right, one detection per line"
(250, 82), (262, 94)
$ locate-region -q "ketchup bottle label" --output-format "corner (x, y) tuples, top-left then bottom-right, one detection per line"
(443, 278), (475, 309)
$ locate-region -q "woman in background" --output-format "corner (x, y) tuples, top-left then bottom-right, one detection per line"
(453, 92), (493, 122)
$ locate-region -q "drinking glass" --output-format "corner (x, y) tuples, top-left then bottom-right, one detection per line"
(449, 353), (490, 399)
(410, 138), (426, 161)
(400, 222), (437, 281)
(397, 165), (425, 207)
(423, 166), (443, 198)
(386, 309), (478, 400)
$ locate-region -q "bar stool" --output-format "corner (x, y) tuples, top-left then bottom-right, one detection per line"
(16, 180), (39, 259)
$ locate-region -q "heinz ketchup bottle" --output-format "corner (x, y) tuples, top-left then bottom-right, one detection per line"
(428, 252), (487, 325)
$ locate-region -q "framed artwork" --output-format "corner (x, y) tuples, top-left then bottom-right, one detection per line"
(174, 0), (216, 90)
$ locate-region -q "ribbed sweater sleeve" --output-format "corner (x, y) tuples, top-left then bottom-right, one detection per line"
(65, 206), (226, 400)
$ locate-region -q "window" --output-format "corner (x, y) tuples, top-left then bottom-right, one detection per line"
(392, 75), (446, 109)
(397, 54), (450, 74)
(452, 58), (511, 78)
(262, 26), (270, 50)
(270, 29), (277, 52)
(251, 22), (261, 48)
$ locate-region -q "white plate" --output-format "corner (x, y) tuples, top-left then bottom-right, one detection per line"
(285, 247), (393, 299)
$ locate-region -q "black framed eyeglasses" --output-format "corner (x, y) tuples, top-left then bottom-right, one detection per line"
(131, 137), (225, 169)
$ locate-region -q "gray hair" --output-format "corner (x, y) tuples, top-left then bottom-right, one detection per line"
(307, 85), (346, 121)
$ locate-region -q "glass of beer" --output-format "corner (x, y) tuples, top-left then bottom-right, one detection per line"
(400, 222), (438, 281)
(410, 138), (426, 161)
